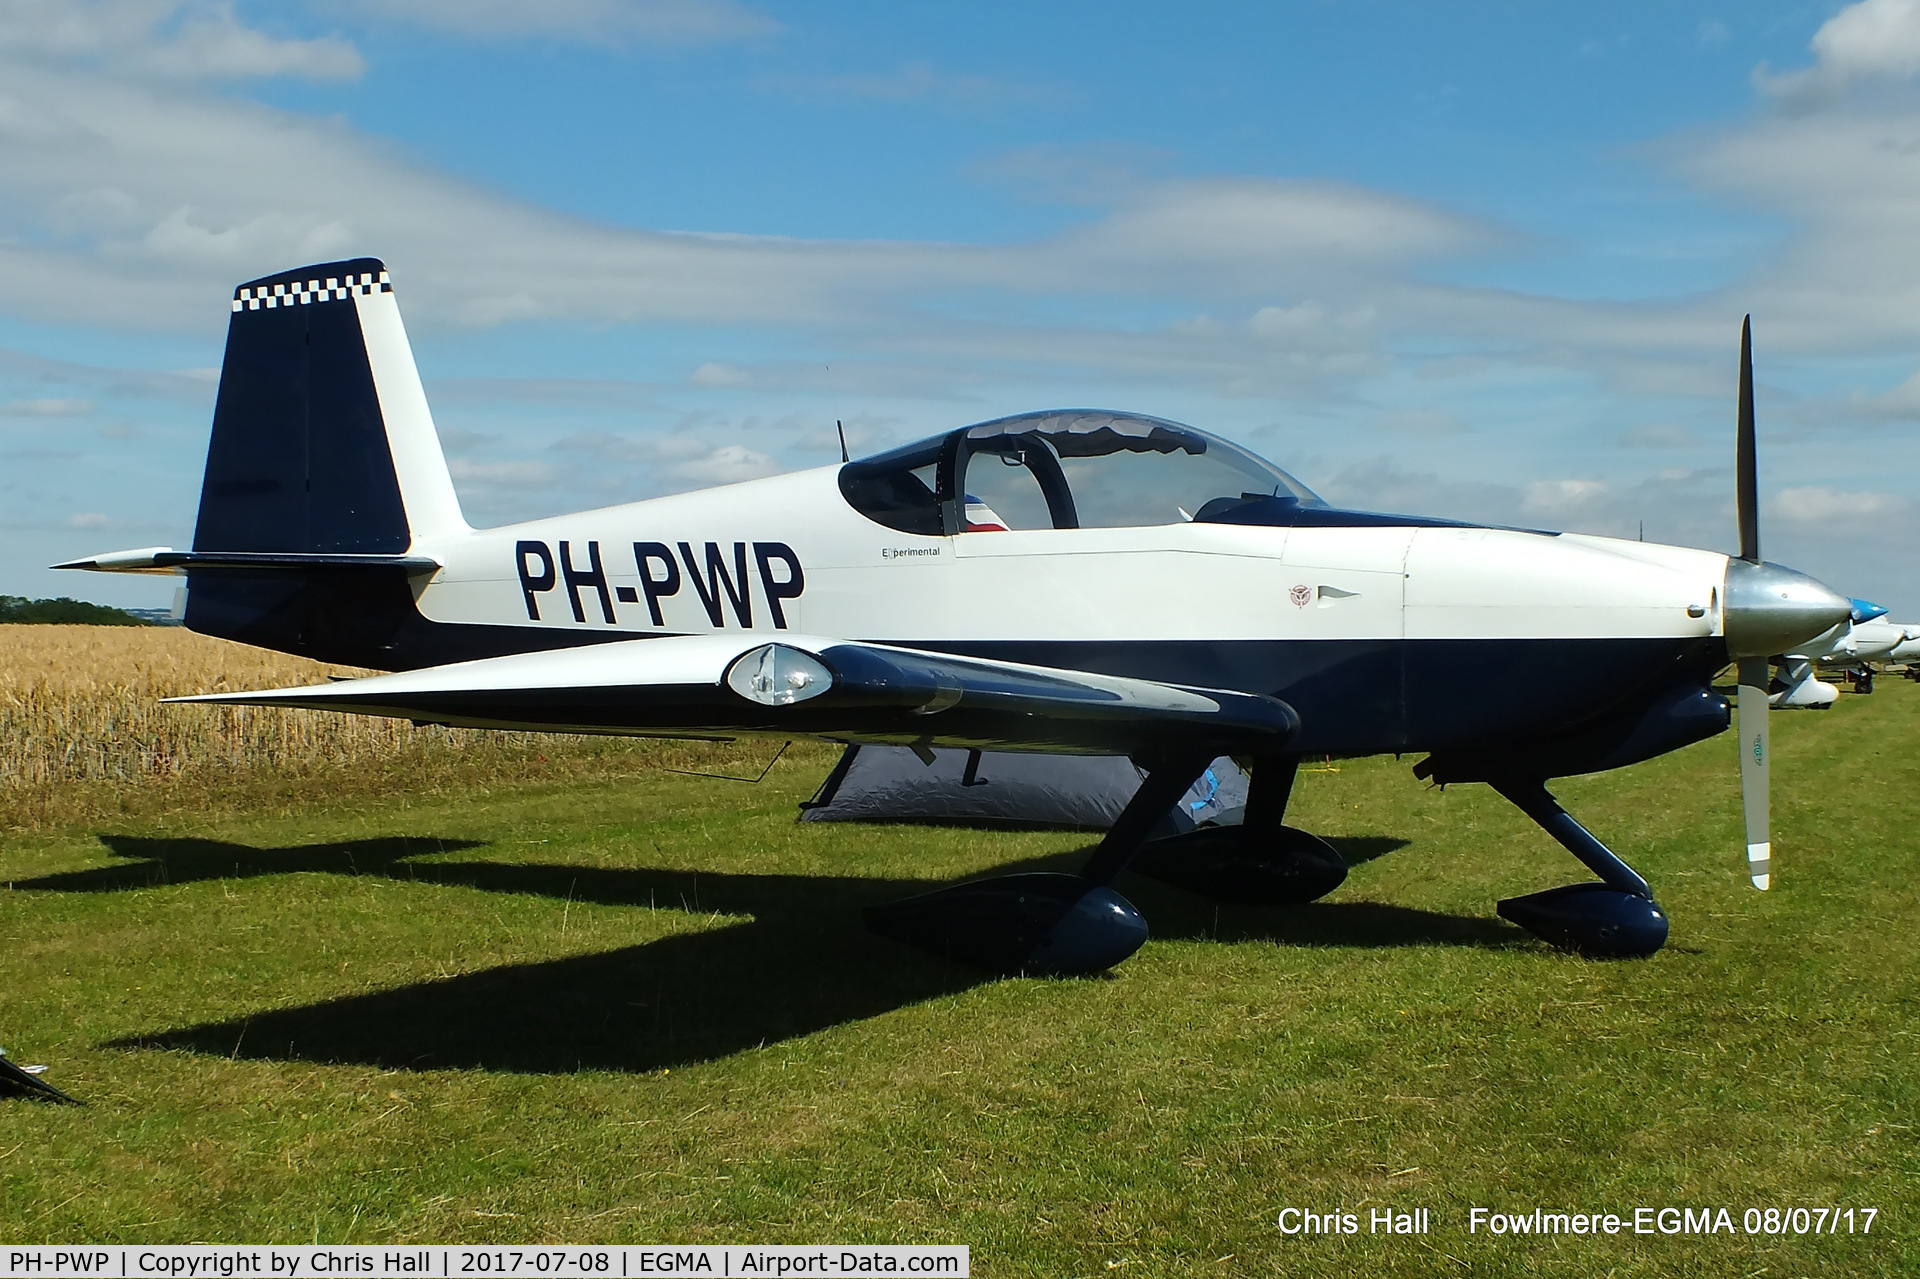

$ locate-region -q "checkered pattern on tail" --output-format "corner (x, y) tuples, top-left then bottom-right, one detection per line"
(232, 270), (391, 312)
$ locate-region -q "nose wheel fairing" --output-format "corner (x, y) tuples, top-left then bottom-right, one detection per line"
(1488, 778), (1669, 958)
(1497, 884), (1670, 958)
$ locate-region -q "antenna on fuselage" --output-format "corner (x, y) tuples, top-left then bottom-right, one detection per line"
(836, 420), (849, 463)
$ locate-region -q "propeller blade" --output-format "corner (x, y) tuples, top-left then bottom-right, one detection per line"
(1737, 656), (1771, 890)
(1737, 315), (1760, 563)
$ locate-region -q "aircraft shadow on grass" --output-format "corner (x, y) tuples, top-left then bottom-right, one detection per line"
(24, 831), (1523, 1074)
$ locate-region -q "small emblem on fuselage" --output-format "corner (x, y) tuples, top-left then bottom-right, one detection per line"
(1290, 584), (1312, 608)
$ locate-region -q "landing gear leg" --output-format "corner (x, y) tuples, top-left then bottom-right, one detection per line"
(1128, 753), (1349, 904)
(1491, 778), (1669, 958)
(863, 750), (1214, 975)
(1079, 749), (1219, 886)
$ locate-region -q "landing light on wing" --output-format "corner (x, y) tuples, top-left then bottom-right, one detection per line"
(725, 644), (833, 706)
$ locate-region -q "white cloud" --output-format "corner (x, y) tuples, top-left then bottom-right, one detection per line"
(0, 0), (1912, 549)
(1756, 0), (1920, 104)
(549, 430), (781, 486)
(1618, 423), (1696, 449)
(1773, 484), (1909, 522)
(1315, 457), (1528, 526)
(0, 396), (94, 416)
(1371, 408), (1466, 435)
(1523, 478), (1609, 516)
(0, 1), (364, 81)
(670, 442), (779, 485)
(690, 361), (752, 387)
(140, 12), (363, 80)
(446, 457), (562, 487)
(1853, 367), (1920, 419)
(66, 510), (108, 527)
(0, 344), (213, 403)
(1058, 179), (1498, 280)
(338, 0), (776, 45)
(1671, 108), (1920, 353)
(970, 142), (1177, 205)
(0, 43), (1522, 383)
(760, 61), (1047, 110)
(1317, 459), (1739, 550)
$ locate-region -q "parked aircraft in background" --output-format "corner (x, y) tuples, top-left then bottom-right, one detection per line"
(1773, 603), (1910, 705)
(58, 261), (1851, 973)
(1893, 631), (1920, 678)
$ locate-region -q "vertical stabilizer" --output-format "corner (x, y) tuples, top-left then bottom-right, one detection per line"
(186, 259), (467, 665)
(194, 259), (466, 554)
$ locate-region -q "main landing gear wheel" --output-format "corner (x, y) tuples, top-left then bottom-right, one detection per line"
(864, 749), (1221, 975)
(868, 745), (1348, 974)
(863, 751), (1343, 974)
(863, 872), (1147, 975)
(1129, 825), (1347, 905)
(1129, 754), (1346, 905)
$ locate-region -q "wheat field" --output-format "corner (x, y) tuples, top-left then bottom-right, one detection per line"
(0, 624), (415, 786)
(0, 624), (809, 829)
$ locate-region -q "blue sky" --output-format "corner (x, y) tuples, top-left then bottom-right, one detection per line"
(5, 0), (1920, 611)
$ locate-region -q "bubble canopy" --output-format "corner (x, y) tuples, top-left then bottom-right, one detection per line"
(838, 410), (1326, 537)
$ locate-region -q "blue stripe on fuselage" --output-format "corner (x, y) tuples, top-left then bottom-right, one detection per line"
(901, 636), (1727, 755)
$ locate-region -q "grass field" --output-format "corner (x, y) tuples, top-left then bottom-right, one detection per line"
(1, 628), (1916, 1276)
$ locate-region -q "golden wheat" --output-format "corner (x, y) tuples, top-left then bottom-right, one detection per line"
(0, 624), (822, 831)
(1, 624), (427, 786)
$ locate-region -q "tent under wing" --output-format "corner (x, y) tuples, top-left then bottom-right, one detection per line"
(801, 745), (1248, 831)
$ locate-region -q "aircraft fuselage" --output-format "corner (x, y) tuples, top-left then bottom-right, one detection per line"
(391, 465), (1733, 757)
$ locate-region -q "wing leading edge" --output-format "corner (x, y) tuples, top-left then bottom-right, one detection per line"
(170, 632), (1299, 756)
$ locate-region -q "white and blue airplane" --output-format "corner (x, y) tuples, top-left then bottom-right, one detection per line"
(1892, 630), (1920, 675)
(1770, 602), (1910, 706)
(59, 260), (1851, 973)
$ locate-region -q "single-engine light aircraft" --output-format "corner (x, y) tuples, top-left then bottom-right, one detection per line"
(1768, 601), (1902, 707)
(61, 259), (1853, 973)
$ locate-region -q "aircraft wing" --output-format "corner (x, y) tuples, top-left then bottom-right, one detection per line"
(170, 633), (1299, 756)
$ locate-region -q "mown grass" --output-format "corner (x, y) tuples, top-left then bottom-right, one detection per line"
(0, 633), (1915, 1276)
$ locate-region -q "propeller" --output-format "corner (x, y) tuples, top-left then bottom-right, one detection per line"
(1719, 319), (1851, 893)
(1733, 317), (1771, 890)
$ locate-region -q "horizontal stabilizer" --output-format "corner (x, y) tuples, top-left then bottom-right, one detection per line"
(0, 1050), (81, 1105)
(55, 547), (439, 575)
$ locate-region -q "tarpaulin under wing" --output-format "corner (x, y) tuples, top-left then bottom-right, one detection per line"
(800, 745), (1248, 831)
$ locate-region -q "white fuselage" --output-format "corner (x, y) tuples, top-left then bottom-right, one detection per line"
(1798, 619), (1908, 666)
(398, 466), (1734, 755)
(414, 467), (1728, 649)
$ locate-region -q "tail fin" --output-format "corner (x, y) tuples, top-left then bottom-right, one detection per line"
(184, 259), (466, 666)
(193, 258), (466, 554)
